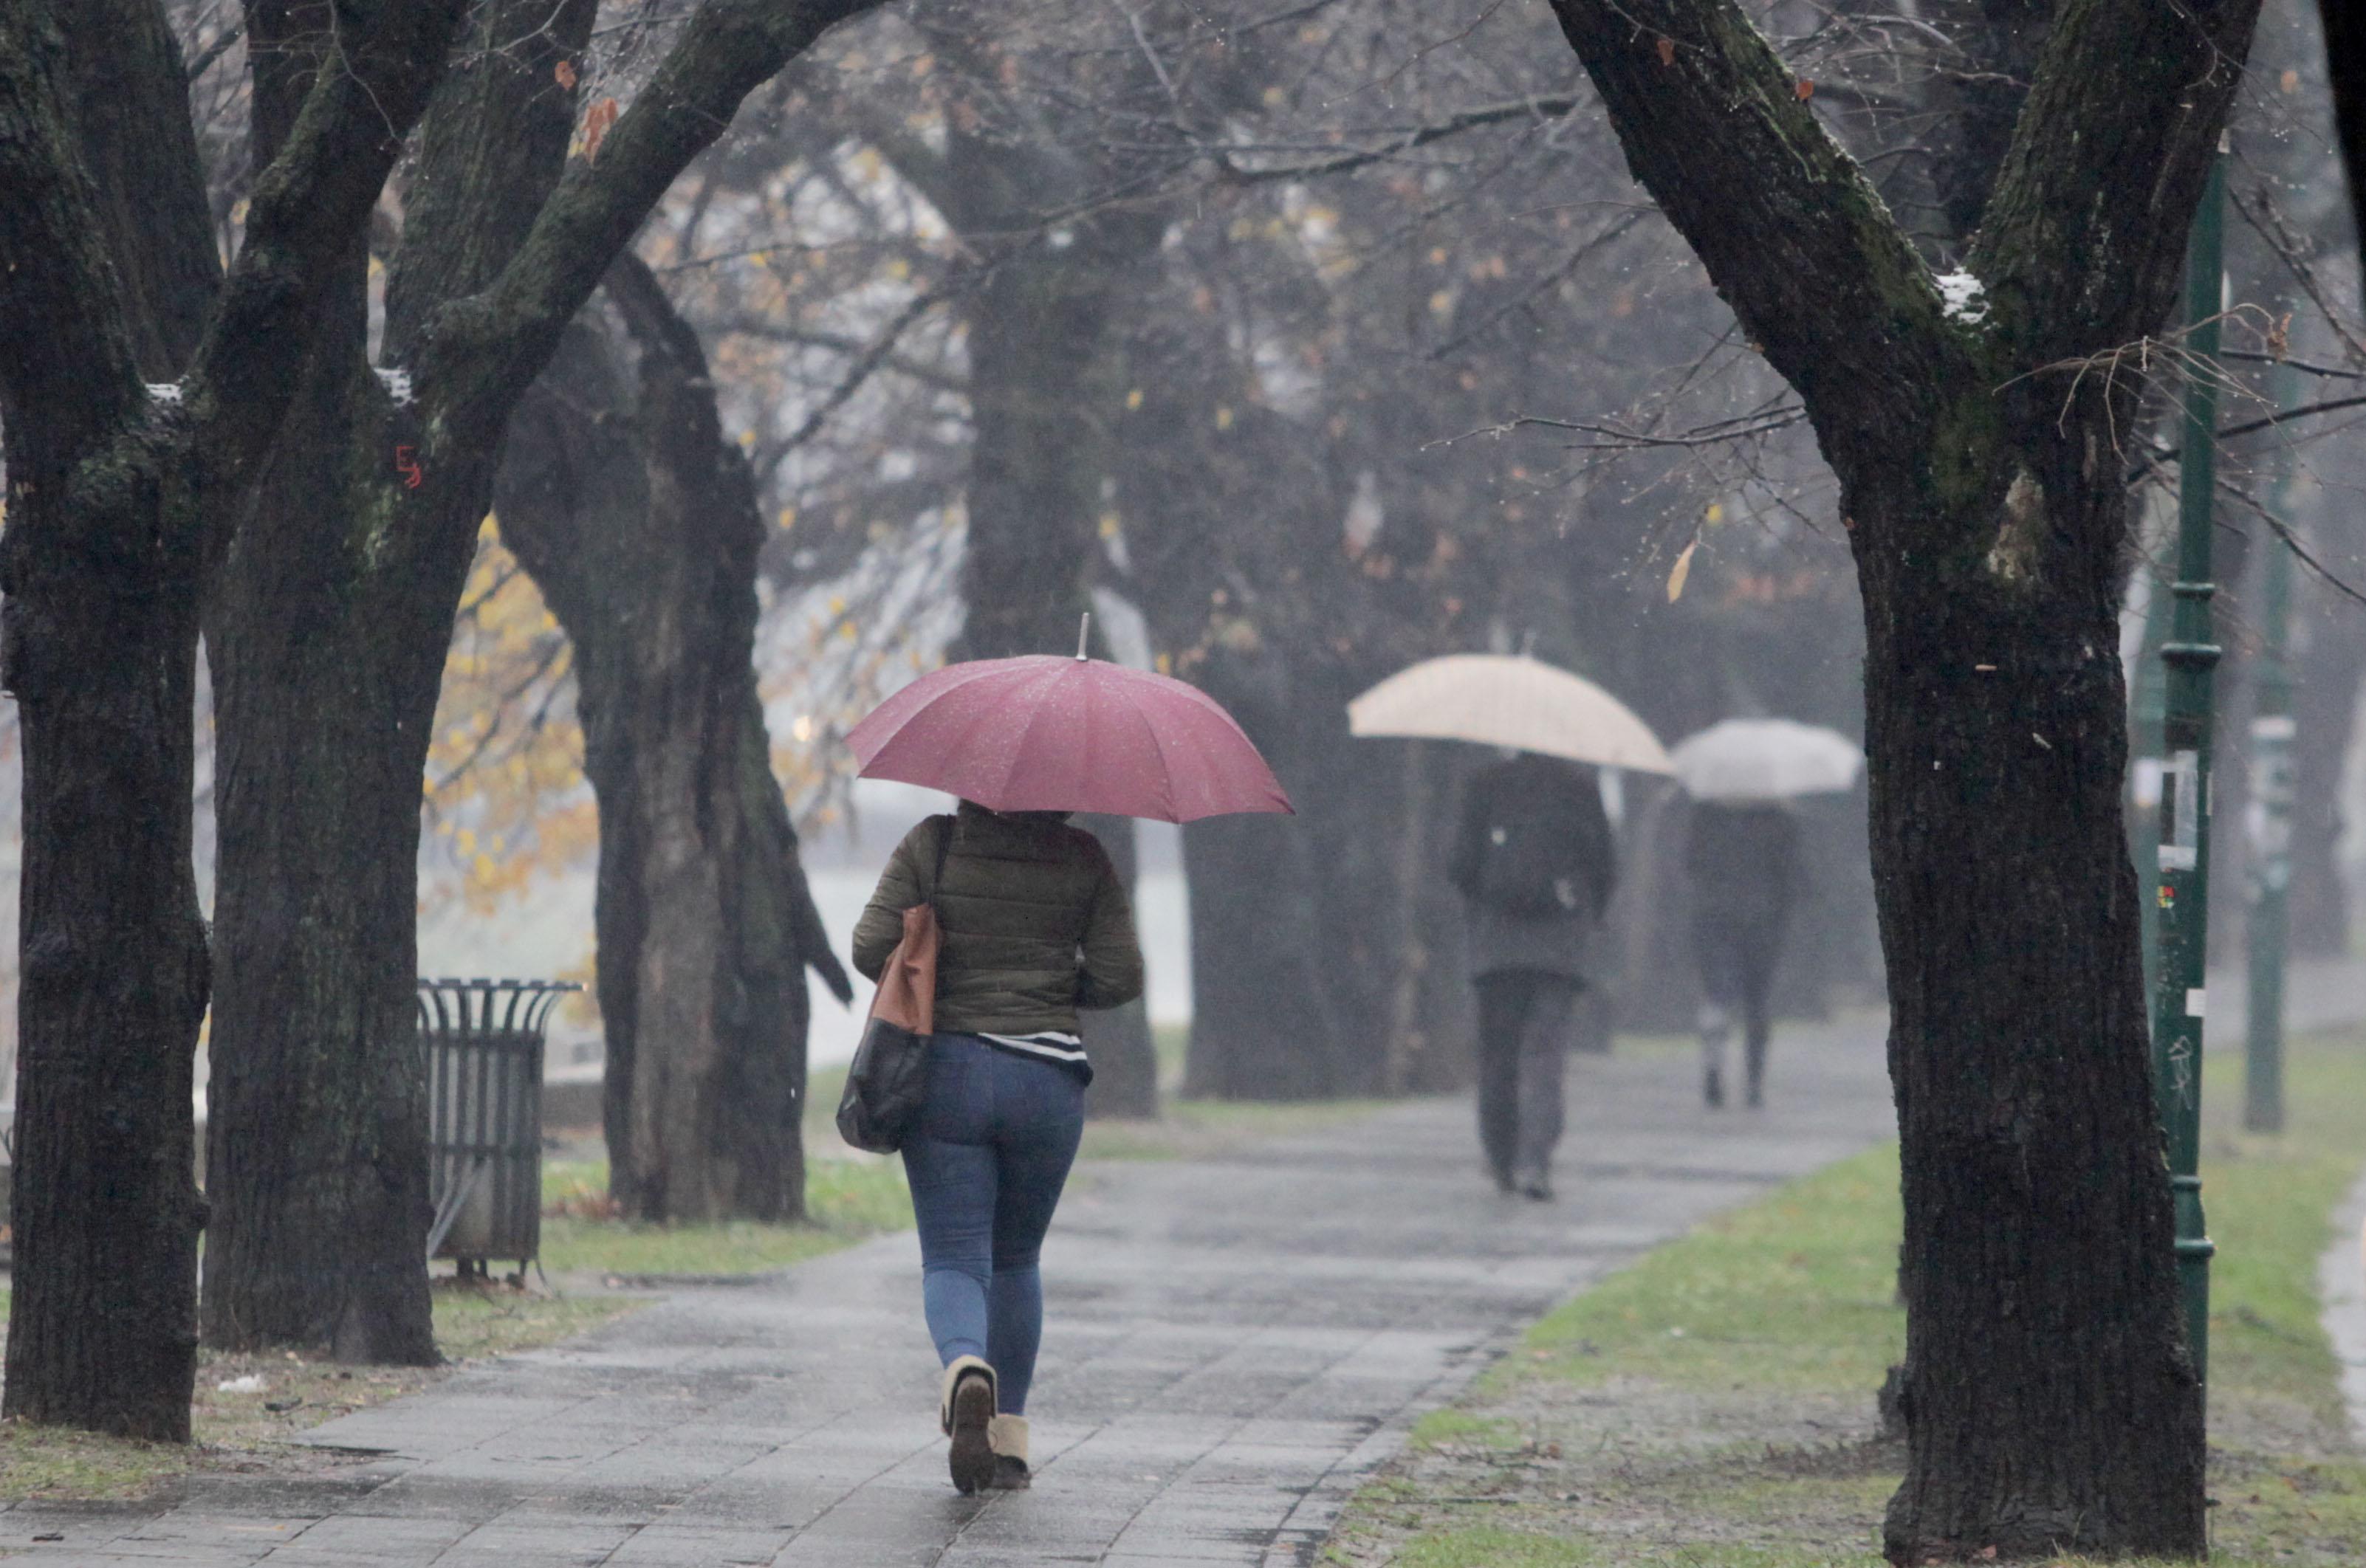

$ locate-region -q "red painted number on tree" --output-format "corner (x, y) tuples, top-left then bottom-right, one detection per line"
(395, 444), (424, 489)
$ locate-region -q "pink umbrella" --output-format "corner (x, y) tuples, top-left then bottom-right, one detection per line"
(846, 654), (1294, 823)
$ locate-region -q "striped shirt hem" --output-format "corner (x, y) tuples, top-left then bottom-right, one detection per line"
(975, 1031), (1086, 1065)
(963, 1030), (1094, 1084)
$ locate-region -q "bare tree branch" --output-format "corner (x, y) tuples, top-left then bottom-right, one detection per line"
(184, 0), (473, 495)
(418, 0), (891, 427)
(1221, 91), (1584, 184)
(1543, 0), (1951, 430)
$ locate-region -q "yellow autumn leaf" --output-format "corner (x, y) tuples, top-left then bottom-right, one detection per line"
(1667, 540), (1698, 602)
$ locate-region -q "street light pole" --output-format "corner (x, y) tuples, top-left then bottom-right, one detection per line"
(2152, 138), (2225, 1386)
(2244, 364), (2298, 1135)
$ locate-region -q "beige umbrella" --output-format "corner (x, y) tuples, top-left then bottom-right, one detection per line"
(1347, 653), (1673, 772)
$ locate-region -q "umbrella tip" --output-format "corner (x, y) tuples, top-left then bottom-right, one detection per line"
(1077, 611), (1092, 661)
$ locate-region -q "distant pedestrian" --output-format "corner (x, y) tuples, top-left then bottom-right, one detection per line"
(854, 800), (1144, 1494)
(1447, 752), (1616, 1201)
(1684, 800), (1802, 1109)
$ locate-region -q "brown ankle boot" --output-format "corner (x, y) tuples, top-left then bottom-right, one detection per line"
(939, 1357), (997, 1495)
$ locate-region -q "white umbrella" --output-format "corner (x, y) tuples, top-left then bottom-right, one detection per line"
(1346, 654), (1673, 772)
(1671, 718), (1862, 801)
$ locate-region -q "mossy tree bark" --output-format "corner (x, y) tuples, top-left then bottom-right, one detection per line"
(495, 256), (851, 1223)
(199, 0), (886, 1358)
(0, 0), (467, 1434)
(1543, 0), (2260, 1558)
(202, 0), (596, 1364)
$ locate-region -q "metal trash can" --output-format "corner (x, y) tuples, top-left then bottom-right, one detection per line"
(418, 977), (580, 1277)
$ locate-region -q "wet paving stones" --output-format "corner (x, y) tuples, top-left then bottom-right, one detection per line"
(2, 1016), (1893, 1566)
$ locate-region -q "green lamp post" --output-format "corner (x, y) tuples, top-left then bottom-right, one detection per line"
(2150, 140), (2225, 1385)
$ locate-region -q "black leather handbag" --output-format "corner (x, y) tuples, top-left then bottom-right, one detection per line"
(835, 818), (953, 1154)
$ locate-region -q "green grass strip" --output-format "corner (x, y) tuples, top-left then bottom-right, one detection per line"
(1354, 1033), (2366, 1568)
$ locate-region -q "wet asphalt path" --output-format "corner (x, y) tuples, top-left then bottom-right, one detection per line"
(1, 1017), (1894, 1567)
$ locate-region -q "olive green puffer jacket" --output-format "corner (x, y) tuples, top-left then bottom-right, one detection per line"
(851, 804), (1145, 1037)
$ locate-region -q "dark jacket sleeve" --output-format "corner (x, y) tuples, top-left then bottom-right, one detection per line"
(851, 819), (932, 983)
(1075, 839), (1146, 1011)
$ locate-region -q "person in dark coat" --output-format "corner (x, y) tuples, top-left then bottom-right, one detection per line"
(1684, 800), (1803, 1108)
(1447, 752), (1616, 1200)
(854, 800), (1143, 1493)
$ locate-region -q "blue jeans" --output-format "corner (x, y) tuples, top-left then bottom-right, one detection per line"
(900, 1034), (1085, 1414)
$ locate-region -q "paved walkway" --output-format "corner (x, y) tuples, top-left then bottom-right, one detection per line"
(2320, 1167), (2366, 1450)
(5, 1022), (1900, 1567)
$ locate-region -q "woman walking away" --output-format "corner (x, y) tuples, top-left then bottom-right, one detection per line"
(853, 800), (1145, 1495)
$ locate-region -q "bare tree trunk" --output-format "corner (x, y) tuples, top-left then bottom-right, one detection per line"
(1079, 814), (1158, 1118)
(201, 295), (455, 1360)
(199, 0), (582, 1361)
(0, 409), (209, 1438)
(1182, 810), (1343, 1099)
(199, 0), (882, 1347)
(0, 0), (466, 1423)
(1542, 0), (2257, 1554)
(1181, 663), (1414, 1101)
(2288, 575), (2365, 955)
(1381, 742), (1435, 1093)
(496, 261), (848, 1222)
(1859, 474), (2202, 1557)
(0, 0), (222, 1440)
(946, 213), (1165, 1115)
